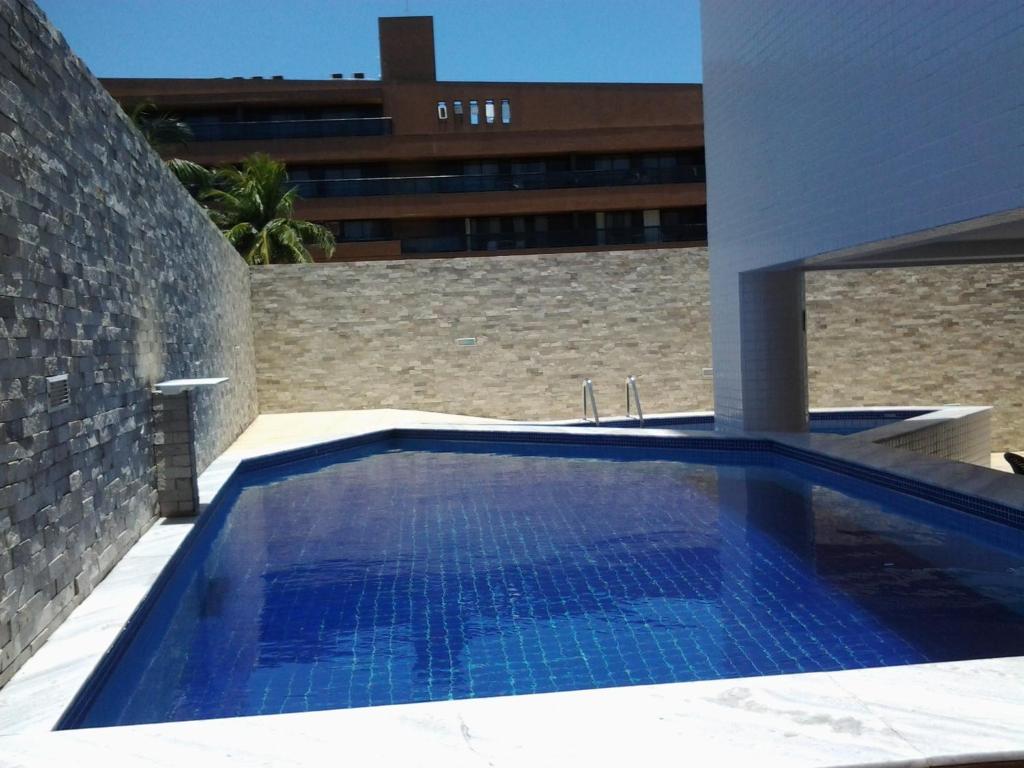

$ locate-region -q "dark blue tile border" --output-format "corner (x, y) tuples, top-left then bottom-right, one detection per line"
(770, 442), (1024, 530)
(808, 409), (933, 422)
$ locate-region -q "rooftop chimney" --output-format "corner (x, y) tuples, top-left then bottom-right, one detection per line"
(331, 73), (344, 79)
(378, 16), (436, 82)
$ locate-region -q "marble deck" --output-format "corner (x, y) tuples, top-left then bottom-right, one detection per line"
(1, 410), (1023, 767)
(0, 659), (1022, 767)
(0, 519), (195, 736)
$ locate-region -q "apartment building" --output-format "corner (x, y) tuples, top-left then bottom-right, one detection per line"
(103, 16), (706, 261)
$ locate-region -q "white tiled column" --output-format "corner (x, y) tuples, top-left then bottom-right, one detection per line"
(712, 268), (808, 433)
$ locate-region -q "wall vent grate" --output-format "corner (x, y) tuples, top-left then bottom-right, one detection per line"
(46, 374), (70, 411)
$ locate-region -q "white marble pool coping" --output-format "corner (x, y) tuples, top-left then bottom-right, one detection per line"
(1, 417), (1023, 767)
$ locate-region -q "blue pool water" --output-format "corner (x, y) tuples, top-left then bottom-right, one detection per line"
(62, 438), (1024, 729)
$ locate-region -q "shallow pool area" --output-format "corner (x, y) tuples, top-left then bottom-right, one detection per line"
(576, 409), (935, 435)
(59, 434), (1024, 730)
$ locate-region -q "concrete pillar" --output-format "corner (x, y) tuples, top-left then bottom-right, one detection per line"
(711, 268), (809, 432)
(152, 391), (199, 517)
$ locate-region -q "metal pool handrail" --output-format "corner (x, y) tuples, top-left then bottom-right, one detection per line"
(583, 379), (600, 424)
(626, 375), (644, 425)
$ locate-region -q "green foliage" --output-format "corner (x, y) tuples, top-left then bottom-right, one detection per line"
(127, 99), (194, 152)
(201, 154), (336, 265)
(125, 99), (334, 265)
(167, 158), (215, 197)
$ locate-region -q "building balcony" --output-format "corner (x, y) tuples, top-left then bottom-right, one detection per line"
(396, 224), (707, 255)
(167, 124), (706, 166)
(185, 116), (393, 142)
(296, 183), (705, 223)
(290, 165), (705, 199)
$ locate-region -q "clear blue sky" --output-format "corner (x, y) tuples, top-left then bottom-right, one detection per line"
(35, 0), (702, 83)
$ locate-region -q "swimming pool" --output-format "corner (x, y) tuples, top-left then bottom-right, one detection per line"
(59, 434), (1024, 729)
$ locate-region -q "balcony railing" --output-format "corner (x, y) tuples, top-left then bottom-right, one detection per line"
(290, 165), (705, 199)
(185, 116), (393, 142)
(398, 224), (707, 254)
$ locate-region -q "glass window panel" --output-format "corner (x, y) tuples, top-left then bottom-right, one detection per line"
(341, 220), (390, 241)
(512, 160), (544, 174)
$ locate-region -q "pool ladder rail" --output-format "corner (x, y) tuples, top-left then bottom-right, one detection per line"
(582, 379), (600, 424)
(582, 376), (645, 426)
(625, 375), (644, 426)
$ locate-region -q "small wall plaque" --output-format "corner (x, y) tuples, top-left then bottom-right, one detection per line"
(701, 367), (714, 379)
(455, 337), (477, 346)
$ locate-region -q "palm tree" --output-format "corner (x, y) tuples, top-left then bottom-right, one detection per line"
(128, 99), (194, 152)
(167, 157), (216, 199)
(126, 101), (213, 198)
(202, 154), (336, 264)
(125, 102), (332, 263)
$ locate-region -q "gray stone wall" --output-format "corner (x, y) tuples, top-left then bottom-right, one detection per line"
(253, 252), (1024, 449)
(0, 0), (257, 685)
(152, 392), (199, 518)
(251, 249), (715, 419)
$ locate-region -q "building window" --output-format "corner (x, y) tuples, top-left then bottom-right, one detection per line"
(453, 100), (463, 116)
(484, 99), (495, 124)
(339, 220), (391, 241)
(437, 101), (448, 120)
(641, 153), (680, 169)
(469, 100), (479, 125)
(500, 99), (511, 124)
(594, 156), (632, 171)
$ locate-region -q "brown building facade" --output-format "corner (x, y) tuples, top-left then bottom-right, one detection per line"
(103, 17), (706, 261)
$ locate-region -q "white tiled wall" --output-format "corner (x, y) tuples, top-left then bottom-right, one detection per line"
(864, 407), (993, 466)
(701, 1), (1024, 430)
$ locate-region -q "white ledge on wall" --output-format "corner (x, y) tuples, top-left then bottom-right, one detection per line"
(153, 378), (229, 395)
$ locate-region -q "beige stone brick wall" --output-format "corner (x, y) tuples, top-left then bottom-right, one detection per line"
(806, 266), (1024, 450)
(251, 248), (714, 420)
(252, 252), (1024, 450)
